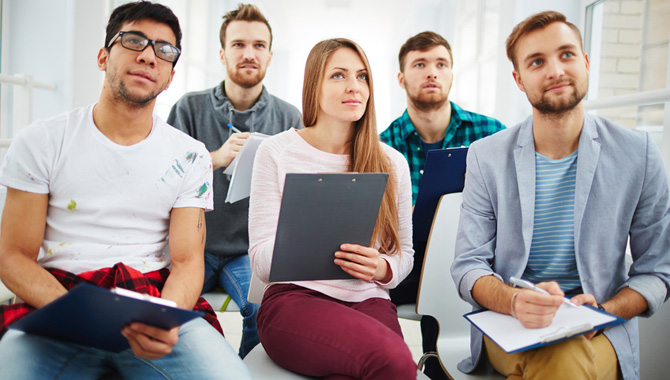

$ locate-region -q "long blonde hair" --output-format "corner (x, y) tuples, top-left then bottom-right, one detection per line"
(302, 38), (401, 255)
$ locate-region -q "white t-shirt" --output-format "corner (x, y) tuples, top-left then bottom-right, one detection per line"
(0, 105), (213, 274)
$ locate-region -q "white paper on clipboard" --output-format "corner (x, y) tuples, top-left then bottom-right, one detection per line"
(224, 133), (268, 203)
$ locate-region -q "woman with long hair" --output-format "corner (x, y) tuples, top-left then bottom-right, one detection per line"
(248, 38), (416, 379)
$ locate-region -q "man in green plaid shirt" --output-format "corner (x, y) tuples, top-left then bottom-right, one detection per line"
(380, 31), (505, 380)
(381, 31), (506, 205)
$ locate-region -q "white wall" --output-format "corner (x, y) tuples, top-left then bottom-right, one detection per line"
(248, 0), (457, 131)
(3, 0), (458, 133)
(493, 0), (583, 126)
(1, 0), (107, 122)
(155, 0), (458, 131)
(1, 0), (585, 136)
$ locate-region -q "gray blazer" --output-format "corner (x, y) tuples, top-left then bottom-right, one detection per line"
(451, 113), (670, 380)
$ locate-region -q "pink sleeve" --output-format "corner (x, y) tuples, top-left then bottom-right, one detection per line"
(375, 151), (415, 288)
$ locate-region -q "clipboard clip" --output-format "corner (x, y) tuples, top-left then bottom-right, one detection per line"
(111, 287), (177, 308)
(539, 323), (593, 342)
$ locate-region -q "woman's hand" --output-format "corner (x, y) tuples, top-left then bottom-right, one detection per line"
(334, 243), (391, 283)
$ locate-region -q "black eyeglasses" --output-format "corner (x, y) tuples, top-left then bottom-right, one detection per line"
(108, 31), (181, 64)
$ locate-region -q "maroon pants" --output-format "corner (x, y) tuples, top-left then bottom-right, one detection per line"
(257, 284), (417, 380)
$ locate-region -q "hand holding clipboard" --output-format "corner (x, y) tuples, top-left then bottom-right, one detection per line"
(10, 283), (202, 353)
(466, 277), (625, 353)
(465, 303), (624, 353)
(269, 173), (388, 282)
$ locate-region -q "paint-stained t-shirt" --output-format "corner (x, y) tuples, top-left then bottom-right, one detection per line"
(0, 104), (213, 274)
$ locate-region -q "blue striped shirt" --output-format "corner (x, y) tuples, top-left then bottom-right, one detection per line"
(523, 150), (581, 292)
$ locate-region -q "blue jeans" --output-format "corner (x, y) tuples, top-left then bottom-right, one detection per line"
(202, 252), (260, 358)
(0, 318), (251, 380)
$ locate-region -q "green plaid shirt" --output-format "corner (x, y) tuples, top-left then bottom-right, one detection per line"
(380, 101), (505, 203)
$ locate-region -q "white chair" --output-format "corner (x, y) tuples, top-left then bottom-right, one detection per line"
(638, 301), (670, 379)
(244, 343), (320, 380)
(247, 271), (265, 304)
(201, 288), (240, 313)
(244, 342), (430, 380)
(416, 193), (503, 379)
(397, 303), (421, 321)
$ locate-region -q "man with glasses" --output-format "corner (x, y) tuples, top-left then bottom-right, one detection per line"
(108, 31), (182, 64)
(168, 3), (302, 358)
(0, 2), (250, 379)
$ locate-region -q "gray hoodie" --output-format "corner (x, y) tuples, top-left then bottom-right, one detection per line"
(167, 82), (303, 258)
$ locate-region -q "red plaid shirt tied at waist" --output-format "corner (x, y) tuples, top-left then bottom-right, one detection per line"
(0, 262), (223, 338)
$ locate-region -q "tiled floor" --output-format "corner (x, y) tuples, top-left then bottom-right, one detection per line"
(216, 311), (423, 363)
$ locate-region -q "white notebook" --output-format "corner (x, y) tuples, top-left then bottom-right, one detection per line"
(465, 303), (625, 353)
(224, 133), (268, 203)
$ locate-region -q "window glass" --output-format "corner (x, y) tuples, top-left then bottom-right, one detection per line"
(593, 104), (665, 149)
(586, 0), (669, 130)
(0, 0), (3, 72)
(587, 0), (669, 100)
(452, 0), (501, 116)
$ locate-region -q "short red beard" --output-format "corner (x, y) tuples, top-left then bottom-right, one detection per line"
(409, 91), (448, 112)
(227, 62), (265, 89)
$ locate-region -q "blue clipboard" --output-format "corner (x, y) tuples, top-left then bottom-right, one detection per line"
(464, 304), (626, 354)
(9, 283), (203, 352)
(412, 147), (468, 242)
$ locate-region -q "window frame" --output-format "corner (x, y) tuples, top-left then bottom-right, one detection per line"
(581, 0), (670, 170)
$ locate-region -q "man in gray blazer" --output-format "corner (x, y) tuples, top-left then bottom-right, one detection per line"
(451, 11), (670, 380)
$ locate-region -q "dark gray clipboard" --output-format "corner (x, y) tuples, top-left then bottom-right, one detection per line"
(9, 283), (203, 352)
(412, 147), (468, 242)
(269, 173), (388, 282)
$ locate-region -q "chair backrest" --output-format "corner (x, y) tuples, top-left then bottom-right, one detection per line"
(416, 192), (472, 337)
(639, 300), (670, 378)
(415, 193), (505, 379)
(247, 270), (266, 304)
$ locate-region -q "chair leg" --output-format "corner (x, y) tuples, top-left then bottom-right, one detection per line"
(220, 295), (232, 312)
(417, 351), (439, 371)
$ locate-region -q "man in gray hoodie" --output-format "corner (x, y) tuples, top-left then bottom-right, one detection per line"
(167, 3), (302, 358)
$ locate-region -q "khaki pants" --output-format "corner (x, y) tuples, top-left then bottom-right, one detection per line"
(484, 334), (619, 380)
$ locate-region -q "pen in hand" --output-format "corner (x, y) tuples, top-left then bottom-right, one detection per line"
(509, 277), (578, 308)
(227, 123), (242, 134)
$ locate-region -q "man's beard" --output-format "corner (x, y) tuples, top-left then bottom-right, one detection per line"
(115, 81), (161, 109)
(228, 62), (266, 89)
(532, 80), (586, 117)
(408, 90), (448, 112)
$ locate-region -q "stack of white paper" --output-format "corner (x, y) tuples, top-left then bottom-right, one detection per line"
(465, 303), (623, 353)
(224, 133), (268, 203)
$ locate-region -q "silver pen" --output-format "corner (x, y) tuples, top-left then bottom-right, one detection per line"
(227, 123), (242, 133)
(509, 276), (578, 308)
